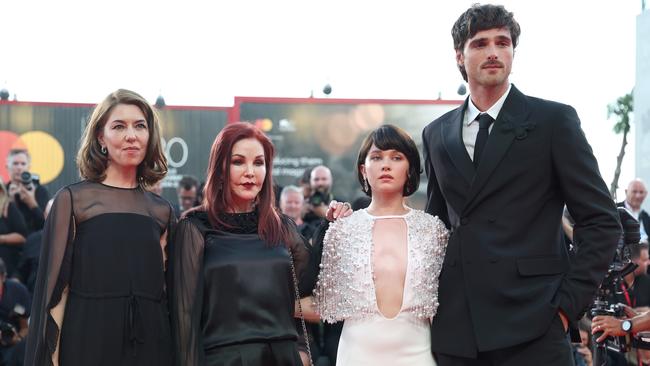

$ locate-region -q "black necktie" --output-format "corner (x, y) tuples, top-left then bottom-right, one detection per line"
(473, 113), (494, 168)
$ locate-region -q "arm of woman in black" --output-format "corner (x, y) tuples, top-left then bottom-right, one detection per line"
(168, 217), (205, 366)
(24, 187), (74, 366)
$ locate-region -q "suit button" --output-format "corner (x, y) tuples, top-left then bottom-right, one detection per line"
(488, 218), (496, 223)
(460, 217), (469, 225)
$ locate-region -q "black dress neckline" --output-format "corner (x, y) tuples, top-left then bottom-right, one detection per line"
(216, 210), (258, 234)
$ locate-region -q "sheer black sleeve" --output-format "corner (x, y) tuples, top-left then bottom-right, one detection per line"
(283, 217), (314, 297)
(169, 216), (205, 366)
(24, 187), (74, 366)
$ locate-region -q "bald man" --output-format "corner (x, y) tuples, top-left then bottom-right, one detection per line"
(617, 179), (650, 243)
(303, 165), (336, 225)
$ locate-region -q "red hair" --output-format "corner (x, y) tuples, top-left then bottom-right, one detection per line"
(203, 122), (290, 245)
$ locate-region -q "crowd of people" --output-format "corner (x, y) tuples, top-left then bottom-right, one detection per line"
(1, 3), (646, 366)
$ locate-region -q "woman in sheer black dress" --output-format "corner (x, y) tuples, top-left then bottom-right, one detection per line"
(25, 89), (174, 366)
(170, 122), (313, 366)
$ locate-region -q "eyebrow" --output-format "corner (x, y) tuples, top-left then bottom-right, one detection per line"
(111, 119), (146, 123)
(231, 154), (265, 159)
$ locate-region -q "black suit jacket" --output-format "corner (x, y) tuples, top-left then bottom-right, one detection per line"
(422, 85), (621, 357)
(616, 201), (650, 240)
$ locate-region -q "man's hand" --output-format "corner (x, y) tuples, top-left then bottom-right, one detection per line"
(592, 315), (627, 342)
(325, 200), (353, 221)
(9, 184), (38, 209)
(576, 344), (593, 366)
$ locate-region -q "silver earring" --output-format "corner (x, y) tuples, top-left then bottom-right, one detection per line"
(101, 146), (107, 155)
(363, 178), (369, 193)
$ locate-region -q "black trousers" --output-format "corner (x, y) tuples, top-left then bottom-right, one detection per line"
(436, 315), (574, 366)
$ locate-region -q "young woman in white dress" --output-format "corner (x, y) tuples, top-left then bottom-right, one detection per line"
(315, 124), (448, 366)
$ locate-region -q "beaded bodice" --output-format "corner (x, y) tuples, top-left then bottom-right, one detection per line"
(315, 208), (448, 323)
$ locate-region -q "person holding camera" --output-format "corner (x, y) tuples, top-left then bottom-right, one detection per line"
(303, 166), (337, 227)
(5, 149), (50, 235)
(0, 184), (27, 278)
(0, 258), (30, 366)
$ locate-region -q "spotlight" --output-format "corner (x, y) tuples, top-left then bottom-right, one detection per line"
(155, 94), (166, 108)
(323, 84), (332, 95)
(457, 84), (467, 96)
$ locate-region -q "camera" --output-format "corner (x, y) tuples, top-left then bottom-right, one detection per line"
(308, 191), (332, 206)
(0, 304), (26, 346)
(0, 320), (16, 346)
(589, 207), (650, 363)
(19, 171), (35, 191)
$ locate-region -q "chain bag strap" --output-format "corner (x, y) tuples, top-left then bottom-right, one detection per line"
(288, 250), (314, 366)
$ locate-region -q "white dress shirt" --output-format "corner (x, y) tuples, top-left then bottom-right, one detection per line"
(462, 83), (512, 159)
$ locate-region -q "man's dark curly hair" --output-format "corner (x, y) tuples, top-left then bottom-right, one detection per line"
(452, 4), (521, 81)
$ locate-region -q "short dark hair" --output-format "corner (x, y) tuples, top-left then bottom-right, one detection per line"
(178, 175), (199, 191)
(452, 4), (521, 81)
(630, 242), (649, 260)
(356, 124), (421, 197)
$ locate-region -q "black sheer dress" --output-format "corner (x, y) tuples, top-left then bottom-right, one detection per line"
(25, 181), (175, 366)
(170, 210), (312, 366)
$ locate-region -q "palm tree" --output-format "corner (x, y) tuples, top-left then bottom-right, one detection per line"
(608, 91), (634, 200)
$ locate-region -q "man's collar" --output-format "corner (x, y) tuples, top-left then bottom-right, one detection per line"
(466, 83), (512, 126)
(624, 200), (641, 214)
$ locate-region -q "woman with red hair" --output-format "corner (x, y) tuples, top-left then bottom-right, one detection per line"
(169, 122), (312, 366)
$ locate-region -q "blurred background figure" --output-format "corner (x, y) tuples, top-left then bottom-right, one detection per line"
(617, 179), (649, 243)
(280, 185), (316, 241)
(0, 257), (30, 366)
(5, 149), (50, 236)
(304, 165), (341, 228)
(173, 175), (199, 218)
(0, 183), (27, 278)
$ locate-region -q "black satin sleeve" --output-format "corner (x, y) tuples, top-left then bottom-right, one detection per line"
(169, 215), (205, 366)
(24, 187), (74, 366)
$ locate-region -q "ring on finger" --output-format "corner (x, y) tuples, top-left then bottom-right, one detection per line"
(342, 202), (351, 210)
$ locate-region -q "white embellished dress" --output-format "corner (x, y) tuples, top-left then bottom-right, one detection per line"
(315, 208), (448, 366)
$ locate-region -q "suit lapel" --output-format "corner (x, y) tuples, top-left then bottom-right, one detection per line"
(442, 100), (475, 185)
(462, 85), (531, 213)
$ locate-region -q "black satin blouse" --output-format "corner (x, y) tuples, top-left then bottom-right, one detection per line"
(170, 210), (312, 366)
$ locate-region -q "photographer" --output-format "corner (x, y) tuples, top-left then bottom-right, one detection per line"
(5, 150), (49, 235)
(303, 165), (337, 226)
(0, 258), (29, 366)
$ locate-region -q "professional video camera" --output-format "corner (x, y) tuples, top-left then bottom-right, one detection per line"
(590, 207), (650, 364)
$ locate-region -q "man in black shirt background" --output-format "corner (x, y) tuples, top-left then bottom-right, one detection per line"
(5, 150), (49, 236)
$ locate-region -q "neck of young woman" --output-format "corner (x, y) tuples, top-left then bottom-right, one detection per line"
(102, 164), (139, 189)
(366, 191), (408, 216)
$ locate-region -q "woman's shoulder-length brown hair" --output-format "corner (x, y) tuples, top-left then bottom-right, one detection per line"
(76, 89), (167, 187)
(203, 122), (293, 246)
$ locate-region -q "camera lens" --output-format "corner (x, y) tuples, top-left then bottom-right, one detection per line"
(20, 171), (32, 185)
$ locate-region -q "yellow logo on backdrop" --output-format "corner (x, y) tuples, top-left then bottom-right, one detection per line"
(0, 130), (64, 184)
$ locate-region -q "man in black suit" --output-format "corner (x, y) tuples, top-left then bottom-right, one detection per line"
(617, 179), (649, 243)
(422, 4), (621, 365)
